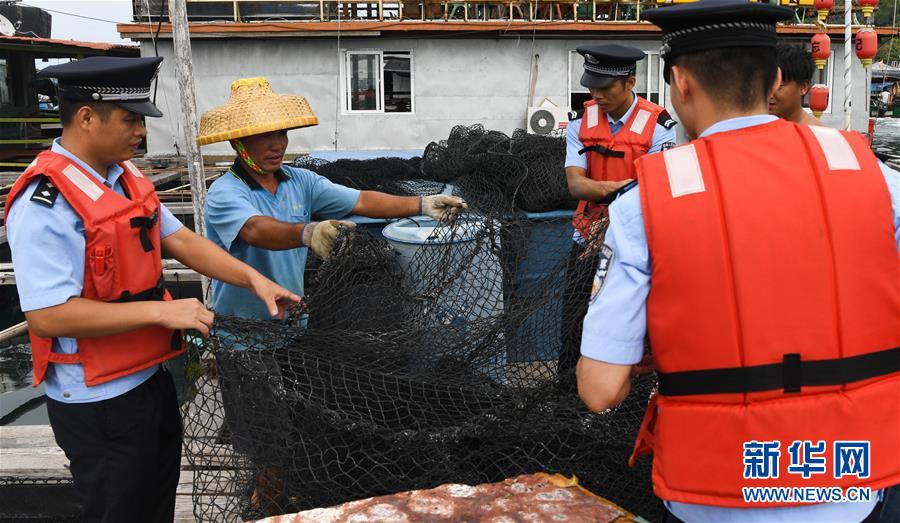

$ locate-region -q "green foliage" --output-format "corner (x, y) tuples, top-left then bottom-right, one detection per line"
(873, 0), (897, 27)
(877, 39), (900, 64)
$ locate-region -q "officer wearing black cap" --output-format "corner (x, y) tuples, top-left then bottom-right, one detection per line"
(575, 2), (900, 522)
(5, 56), (299, 521)
(45, 55), (165, 117)
(560, 43), (676, 385)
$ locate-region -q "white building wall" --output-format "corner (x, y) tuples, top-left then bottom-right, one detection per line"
(140, 37), (869, 156)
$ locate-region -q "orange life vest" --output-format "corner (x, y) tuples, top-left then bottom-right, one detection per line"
(5, 150), (183, 387)
(630, 119), (900, 507)
(573, 96), (667, 240)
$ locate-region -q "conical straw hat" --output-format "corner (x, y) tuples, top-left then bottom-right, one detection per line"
(197, 77), (318, 145)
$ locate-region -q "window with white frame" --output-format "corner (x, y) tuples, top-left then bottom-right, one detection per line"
(634, 52), (660, 104)
(568, 50), (591, 111)
(568, 50), (660, 110)
(345, 50), (413, 113)
(0, 59), (9, 106)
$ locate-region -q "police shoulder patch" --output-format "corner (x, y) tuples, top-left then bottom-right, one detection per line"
(589, 244), (615, 304)
(657, 110), (677, 130)
(29, 176), (59, 208)
(660, 141), (677, 151)
(568, 108), (584, 121)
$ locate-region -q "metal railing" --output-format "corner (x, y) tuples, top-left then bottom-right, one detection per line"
(131, 0), (818, 23)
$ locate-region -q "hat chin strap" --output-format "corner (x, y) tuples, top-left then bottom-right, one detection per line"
(231, 139), (269, 177)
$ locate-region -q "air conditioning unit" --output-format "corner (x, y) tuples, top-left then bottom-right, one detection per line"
(527, 105), (569, 136)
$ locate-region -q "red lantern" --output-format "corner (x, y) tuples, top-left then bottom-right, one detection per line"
(857, 0), (879, 19)
(809, 84), (829, 117)
(855, 27), (878, 68)
(811, 33), (831, 70)
(814, 0), (833, 22)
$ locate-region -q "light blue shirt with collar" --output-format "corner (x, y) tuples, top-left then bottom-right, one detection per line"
(6, 139), (184, 404)
(580, 114), (899, 522)
(205, 163), (360, 320)
(564, 95), (677, 170)
(564, 95), (676, 244)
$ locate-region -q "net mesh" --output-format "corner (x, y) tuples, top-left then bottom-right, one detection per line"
(183, 126), (660, 522)
(291, 156), (444, 197)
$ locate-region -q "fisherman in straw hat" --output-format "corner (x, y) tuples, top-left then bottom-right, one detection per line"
(198, 77), (467, 321)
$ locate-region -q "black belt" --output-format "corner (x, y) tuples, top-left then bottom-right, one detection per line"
(578, 144), (626, 158)
(658, 347), (900, 396)
(130, 209), (159, 252)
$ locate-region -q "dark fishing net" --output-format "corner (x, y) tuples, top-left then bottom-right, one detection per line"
(291, 156), (445, 197)
(421, 125), (574, 213)
(182, 126), (658, 522)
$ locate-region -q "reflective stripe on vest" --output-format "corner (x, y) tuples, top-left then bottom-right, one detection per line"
(573, 96), (667, 241)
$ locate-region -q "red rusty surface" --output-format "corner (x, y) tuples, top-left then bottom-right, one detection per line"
(256, 473), (640, 523)
(0, 35), (137, 53)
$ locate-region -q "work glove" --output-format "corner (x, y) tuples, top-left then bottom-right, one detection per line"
(421, 195), (468, 223)
(301, 220), (356, 260)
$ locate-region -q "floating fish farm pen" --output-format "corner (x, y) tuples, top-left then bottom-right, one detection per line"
(176, 125), (660, 522)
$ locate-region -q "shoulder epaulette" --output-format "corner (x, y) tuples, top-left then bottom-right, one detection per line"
(657, 110), (678, 130)
(568, 108), (584, 121)
(29, 176), (59, 208)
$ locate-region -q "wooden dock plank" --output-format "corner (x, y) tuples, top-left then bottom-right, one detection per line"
(0, 424), (248, 522)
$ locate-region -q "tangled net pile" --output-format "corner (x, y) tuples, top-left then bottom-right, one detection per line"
(183, 125), (659, 522)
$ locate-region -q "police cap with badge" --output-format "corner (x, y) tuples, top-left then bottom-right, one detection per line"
(576, 44), (646, 89)
(38, 56), (165, 118)
(643, 0), (794, 83)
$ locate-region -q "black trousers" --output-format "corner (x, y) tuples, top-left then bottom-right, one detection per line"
(558, 241), (600, 381)
(46, 368), (182, 523)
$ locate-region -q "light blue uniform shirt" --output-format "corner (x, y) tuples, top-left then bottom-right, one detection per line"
(7, 139), (184, 403)
(205, 162), (360, 320)
(564, 95), (676, 244)
(564, 95), (677, 170)
(580, 115), (900, 522)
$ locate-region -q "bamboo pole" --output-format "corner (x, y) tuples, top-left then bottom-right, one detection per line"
(169, 0), (211, 304)
(843, 0), (852, 130)
(0, 321), (28, 344)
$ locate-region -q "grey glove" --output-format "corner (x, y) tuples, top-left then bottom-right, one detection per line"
(421, 195), (468, 223)
(301, 220), (356, 260)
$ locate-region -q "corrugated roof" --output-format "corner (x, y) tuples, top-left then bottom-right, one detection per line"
(0, 35), (139, 56)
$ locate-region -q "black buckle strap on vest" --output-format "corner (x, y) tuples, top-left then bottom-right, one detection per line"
(171, 330), (182, 350)
(130, 209), (159, 252)
(578, 144), (626, 158)
(113, 276), (166, 303)
(112, 277), (182, 350)
(657, 347), (900, 396)
(783, 353), (801, 393)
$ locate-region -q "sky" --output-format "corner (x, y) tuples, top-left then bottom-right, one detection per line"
(19, 1), (133, 43)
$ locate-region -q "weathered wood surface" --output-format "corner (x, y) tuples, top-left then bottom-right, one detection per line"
(1, 424), (242, 522)
(1, 371), (247, 522)
(1, 425), (189, 521)
(0, 260), (201, 286)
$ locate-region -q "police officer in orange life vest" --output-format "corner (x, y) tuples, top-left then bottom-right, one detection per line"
(5, 57), (300, 522)
(576, 1), (900, 522)
(559, 44), (676, 381)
